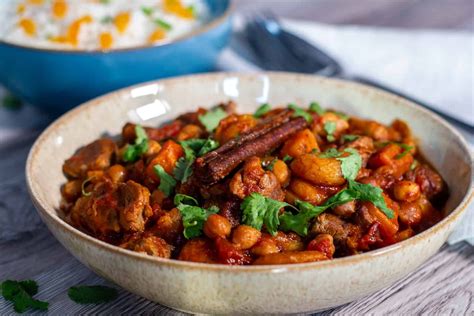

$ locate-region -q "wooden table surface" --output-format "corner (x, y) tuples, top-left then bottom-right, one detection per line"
(1, 1), (473, 315)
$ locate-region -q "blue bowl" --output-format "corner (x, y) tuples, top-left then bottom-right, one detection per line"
(0, 0), (232, 113)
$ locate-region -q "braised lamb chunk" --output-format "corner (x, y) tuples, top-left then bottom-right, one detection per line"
(122, 121), (184, 143)
(405, 164), (444, 199)
(69, 180), (152, 238)
(310, 213), (361, 254)
(120, 233), (172, 258)
(229, 156), (285, 201)
(63, 138), (116, 178)
(193, 111), (307, 185)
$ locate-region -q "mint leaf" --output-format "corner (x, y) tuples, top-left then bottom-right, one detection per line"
(68, 285), (118, 304)
(1, 280), (49, 313)
(175, 196), (219, 239)
(324, 121), (337, 142)
(241, 193), (292, 236)
(254, 103), (271, 118)
(309, 102), (325, 115)
(288, 103), (313, 123)
(123, 125), (148, 162)
(198, 107), (227, 132)
(153, 164), (177, 197)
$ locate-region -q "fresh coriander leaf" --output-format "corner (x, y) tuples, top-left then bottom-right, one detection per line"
(324, 121), (337, 142)
(279, 200), (325, 236)
(141, 6), (153, 16)
(177, 203), (219, 239)
(332, 111), (349, 120)
(337, 148), (362, 181)
(68, 285), (118, 304)
(155, 18), (172, 30)
(153, 164), (177, 197)
(173, 157), (193, 183)
(342, 134), (359, 142)
(241, 193), (291, 236)
(309, 102), (325, 115)
(318, 148), (340, 158)
(395, 143), (414, 159)
(123, 125), (149, 162)
(174, 193), (198, 206)
(410, 160), (419, 171)
(174, 138), (219, 182)
(288, 103), (313, 123)
(1, 280), (49, 314)
(254, 103), (271, 118)
(282, 155), (293, 163)
(347, 180), (394, 218)
(263, 158), (277, 171)
(198, 107), (227, 132)
(197, 138), (219, 156)
(2, 94), (22, 110)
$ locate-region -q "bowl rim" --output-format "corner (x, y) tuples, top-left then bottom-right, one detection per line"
(26, 71), (474, 272)
(0, 0), (233, 54)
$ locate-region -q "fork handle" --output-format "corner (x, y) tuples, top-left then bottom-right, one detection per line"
(346, 75), (474, 133)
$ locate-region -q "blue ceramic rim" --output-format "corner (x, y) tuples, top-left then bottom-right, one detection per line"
(0, 0), (233, 54)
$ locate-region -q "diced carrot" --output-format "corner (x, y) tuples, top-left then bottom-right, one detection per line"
(99, 32), (113, 49)
(148, 29), (166, 43)
(28, 0), (44, 4)
(18, 18), (36, 36)
(67, 15), (93, 46)
(146, 140), (184, 183)
(163, 0), (194, 19)
(114, 12), (130, 34)
(52, 0), (68, 19)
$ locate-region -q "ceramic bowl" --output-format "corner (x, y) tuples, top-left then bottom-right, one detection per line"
(0, 0), (232, 113)
(26, 72), (473, 314)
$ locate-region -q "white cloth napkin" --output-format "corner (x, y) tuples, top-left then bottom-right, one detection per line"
(217, 19), (474, 245)
(0, 19), (472, 244)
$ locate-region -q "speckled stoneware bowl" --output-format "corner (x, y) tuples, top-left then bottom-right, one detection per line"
(26, 72), (473, 314)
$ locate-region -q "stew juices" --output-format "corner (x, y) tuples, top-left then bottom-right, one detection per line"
(60, 101), (447, 265)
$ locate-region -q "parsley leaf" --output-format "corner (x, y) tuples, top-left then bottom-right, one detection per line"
(198, 107), (228, 132)
(123, 125), (149, 162)
(395, 143), (414, 159)
(155, 18), (172, 30)
(174, 138), (219, 182)
(174, 194), (219, 239)
(342, 134), (359, 142)
(153, 164), (177, 197)
(254, 103), (271, 118)
(309, 102), (325, 115)
(324, 121), (337, 142)
(68, 285), (118, 304)
(241, 193), (292, 236)
(1, 280), (49, 313)
(288, 103), (313, 123)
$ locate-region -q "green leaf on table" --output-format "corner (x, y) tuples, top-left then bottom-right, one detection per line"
(68, 285), (118, 304)
(1, 279), (49, 313)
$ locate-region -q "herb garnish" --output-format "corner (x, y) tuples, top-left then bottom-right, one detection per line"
(309, 102), (325, 115)
(155, 18), (172, 30)
(174, 194), (219, 239)
(282, 155), (293, 163)
(174, 138), (219, 182)
(395, 143), (414, 159)
(123, 125), (148, 162)
(1, 280), (49, 313)
(198, 107), (228, 132)
(68, 285), (118, 304)
(288, 104), (313, 123)
(254, 103), (271, 118)
(141, 6), (153, 16)
(324, 121), (337, 142)
(341, 134), (359, 142)
(153, 165), (177, 197)
(100, 16), (113, 24)
(263, 158), (277, 171)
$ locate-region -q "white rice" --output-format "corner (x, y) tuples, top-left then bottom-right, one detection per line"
(0, 0), (208, 50)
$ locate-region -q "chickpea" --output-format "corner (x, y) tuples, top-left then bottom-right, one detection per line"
(232, 225), (261, 250)
(393, 180), (421, 202)
(398, 202), (422, 227)
(107, 164), (127, 183)
(251, 235), (280, 256)
(62, 179), (82, 201)
(280, 129), (319, 158)
(203, 214), (232, 239)
(177, 124), (203, 141)
(145, 140), (161, 158)
(271, 160), (290, 186)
